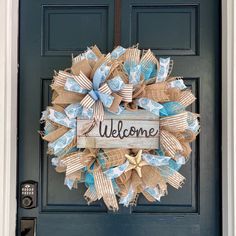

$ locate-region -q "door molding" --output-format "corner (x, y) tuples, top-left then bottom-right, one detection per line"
(0, 0), (18, 235)
(0, 0), (233, 235)
(222, 0), (236, 235)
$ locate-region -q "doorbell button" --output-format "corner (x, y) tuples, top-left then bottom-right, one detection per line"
(22, 196), (33, 208)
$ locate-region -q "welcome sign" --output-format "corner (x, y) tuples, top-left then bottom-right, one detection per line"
(77, 110), (159, 149)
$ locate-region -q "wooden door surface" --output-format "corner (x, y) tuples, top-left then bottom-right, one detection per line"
(18, 0), (221, 235)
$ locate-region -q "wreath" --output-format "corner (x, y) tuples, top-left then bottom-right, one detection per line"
(40, 45), (200, 210)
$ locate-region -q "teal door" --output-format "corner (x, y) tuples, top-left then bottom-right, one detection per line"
(18, 0), (221, 235)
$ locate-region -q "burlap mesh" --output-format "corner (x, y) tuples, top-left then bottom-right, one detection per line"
(106, 60), (121, 80)
(158, 182), (168, 196)
(167, 87), (181, 101)
(160, 112), (188, 132)
(71, 59), (92, 77)
(55, 165), (66, 173)
(52, 104), (67, 113)
(68, 171), (82, 182)
(117, 171), (132, 185)
(108, 93), (123, 113)
(110, 67), (129, 84)
(43, 126), (69, 142)
(77, 120), (96, 137)
(132, 82), (146, 99)
(91, 45), (103, 58)
(138, 82), (170, 102)
(141, 166), (164, 188)
(116, 178), (131, 197)
(131, 171), (143, 191)
(52, 86), (85, 105)
(180, 141), (192, 157)
(101, 149), (129, 168)
(175, 130), (196, 142)
(123, 101), (138, 111)
(51, 89), (59, 103)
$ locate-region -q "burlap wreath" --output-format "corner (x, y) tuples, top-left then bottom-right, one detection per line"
(40, 45), (200, 211)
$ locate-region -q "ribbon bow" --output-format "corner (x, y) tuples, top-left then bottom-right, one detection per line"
(64, 63), (133, 123)
(57, 149), (120, 211)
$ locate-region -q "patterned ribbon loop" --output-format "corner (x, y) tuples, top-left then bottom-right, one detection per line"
(136, 98), (163, 116)
(93, 168), (119, 211)
(93, 100), (105, 122)
(60, 152), (86, 179)
(41, 108), (77, 156)
(74, 71), (93, 90)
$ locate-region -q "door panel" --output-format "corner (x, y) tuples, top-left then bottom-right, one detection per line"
(121, 1), (220, 228)
(18, 0), (220, 235)
(124, 4), (199, 56)
(42, 5), (114, 56)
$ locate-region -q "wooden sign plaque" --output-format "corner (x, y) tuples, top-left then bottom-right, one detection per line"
(77, 110), (159, 149)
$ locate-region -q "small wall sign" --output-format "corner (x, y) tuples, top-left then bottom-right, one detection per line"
(77, 110), (159, 149)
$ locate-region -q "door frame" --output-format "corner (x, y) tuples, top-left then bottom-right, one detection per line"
(0, 0), (233, 235)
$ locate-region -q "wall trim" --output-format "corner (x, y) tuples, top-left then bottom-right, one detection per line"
(0, 0), (18, 235)
(222, 0), (236, 235)
(0, 0), (234, 235)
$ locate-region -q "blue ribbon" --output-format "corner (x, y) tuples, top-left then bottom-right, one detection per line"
(65, 65), (126, 117)
(48, 128), (76, 156)
(64, 77), (88, 94)
(144, 187), (163, 201)
(103, 153), (170, 180)
(93, 63), (110, 90)
(111, 46), (126, 59)
(43, 109), (78, 156)
(136, 98), (163, 116)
